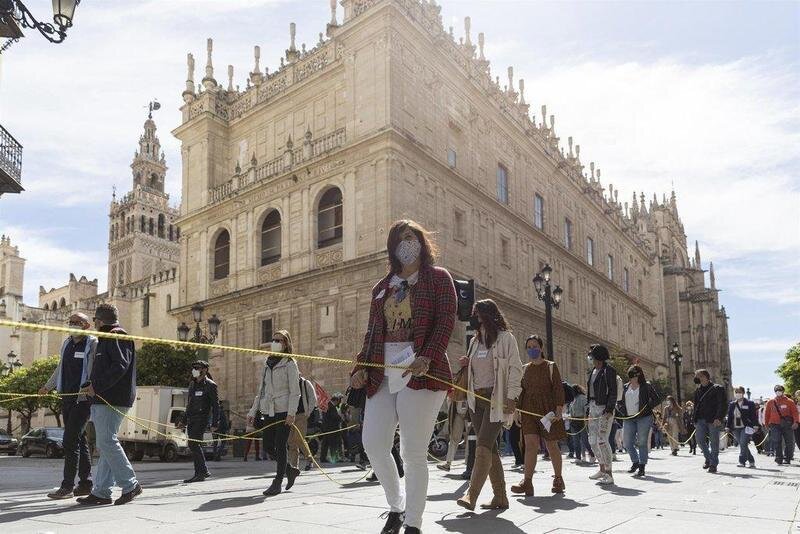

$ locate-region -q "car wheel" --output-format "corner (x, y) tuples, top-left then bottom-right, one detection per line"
(45, 444), (57, 459)
(161, 443), (178, 462)
(132, 450), (145, 462)
(21, 445), (30, 458)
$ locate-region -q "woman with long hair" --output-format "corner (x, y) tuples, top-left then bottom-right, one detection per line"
(247, 329), (300, 496)
(350, 220), (456, 534)
(618, 365), (660, 477)
(456, 299), (523, 510)
(586, 344), (619, 485)
(662, 395), (685, 455)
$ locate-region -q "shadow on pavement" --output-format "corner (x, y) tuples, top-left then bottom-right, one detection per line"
(642, 476), (681, 484)
(712, 472), (755, 479)
(437, 512), (528, 533)
(603, 485), (645, 496)
(193, 494), (266, 512)
(515, 495), (589, 513)
(428, 481), (469, 501)
(0, 503), (90, 524)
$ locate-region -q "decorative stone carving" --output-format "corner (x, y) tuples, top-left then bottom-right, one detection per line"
(257, 266), (282, 284)
(316, 247), (343, 268)
(210, 278), (230, 297)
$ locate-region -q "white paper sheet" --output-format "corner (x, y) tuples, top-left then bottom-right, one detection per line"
(745, 426), (755, 435)
(387, 346), (416, 394)
(541, 411), (556, 432)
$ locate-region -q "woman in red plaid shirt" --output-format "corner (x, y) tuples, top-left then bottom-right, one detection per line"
(350, 220), (457, 534)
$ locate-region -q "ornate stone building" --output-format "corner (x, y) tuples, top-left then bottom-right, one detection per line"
(170, 0), (732, 416)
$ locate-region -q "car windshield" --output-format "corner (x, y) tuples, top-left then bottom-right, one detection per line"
(45, 428), (65, 439)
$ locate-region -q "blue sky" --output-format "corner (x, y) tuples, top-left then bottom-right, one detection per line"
(0, 1), (798, 400)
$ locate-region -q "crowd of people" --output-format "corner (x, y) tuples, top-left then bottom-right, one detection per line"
(29, 218), (800, 534)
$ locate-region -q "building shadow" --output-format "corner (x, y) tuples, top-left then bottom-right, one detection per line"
(514, 495), (588, 514)
(437, 511), (528, 533)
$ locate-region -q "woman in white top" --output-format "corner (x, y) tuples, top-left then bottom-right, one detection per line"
(617, 365), (659, 477)
(247, 329), (300, 496)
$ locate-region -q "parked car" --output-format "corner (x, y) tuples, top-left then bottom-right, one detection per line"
(0, 430), (19, 455)
(18, 427), (65, 458)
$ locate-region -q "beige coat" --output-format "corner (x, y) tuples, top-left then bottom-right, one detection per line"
(466, 330), (523, 427)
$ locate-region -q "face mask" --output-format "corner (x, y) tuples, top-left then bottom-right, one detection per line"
(693, 377), (701, 385)
(734, 393), (743, 400)
(527, 347), (541, 360)
(587, 355), (594, 364)
(395, 239), (421, 266)
(775, 391), (784, 397)
(191, 369), (201, 378)
(271, 341), (284, 353)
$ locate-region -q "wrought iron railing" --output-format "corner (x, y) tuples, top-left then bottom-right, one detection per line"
(0, 123), (22, 189)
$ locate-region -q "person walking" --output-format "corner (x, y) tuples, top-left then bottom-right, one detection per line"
(456, 299), (522, 511)
(510, 334), (566, 497)
(39, 313), (98, 500)
(726, 386), (758, 468)
(569, 385), (588, 464)
(692, 369), (727, 473)
(764, 385), (799, 465)
(662, 396), (684, 456)
(683, 401), (697, 455)
(286, 374), (317, 486)
(437, 394), (469, 472)
(76, 304), (141, 506)
(350, 220), (456, 534)
(247, 329), (301, 496)
(618, 365), (659, 477)
(586, 344), (619, 485)
(319, 395), (344, 463)
(178, 361), (219, 482)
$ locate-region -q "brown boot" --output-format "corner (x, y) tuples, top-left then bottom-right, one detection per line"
(481, 451), (509, 509)
(551, 475), (565, 494)
(510, 478), (534, 496)
(457, 446), (492, 511)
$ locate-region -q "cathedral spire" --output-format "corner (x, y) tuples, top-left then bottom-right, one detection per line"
(710, 261), (716, 289)
(694, 240), (702, 269)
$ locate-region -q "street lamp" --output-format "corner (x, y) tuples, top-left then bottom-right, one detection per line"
(746, 388), (751, 400)
(177, 304), (220, 344)
(669, 343), (683, 404)
(0, 0), (81, 45)
(4, 350), (19, 434)
(533, 264), (562, 362)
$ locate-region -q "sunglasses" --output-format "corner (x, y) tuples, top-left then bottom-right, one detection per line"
(271, 338), (284, 343)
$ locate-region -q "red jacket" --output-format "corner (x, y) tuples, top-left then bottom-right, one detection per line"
(353, 264), (457, 397)
(764, 396), (799, 426)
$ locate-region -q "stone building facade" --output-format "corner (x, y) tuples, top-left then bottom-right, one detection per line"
(170, 0), (732, 416)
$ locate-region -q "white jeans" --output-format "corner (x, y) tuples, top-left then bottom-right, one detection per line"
(587, 401), (614, 467)
(363, 381), (446, 529)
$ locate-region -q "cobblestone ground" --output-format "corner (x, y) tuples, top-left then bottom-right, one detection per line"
(1, 446), (799, 533)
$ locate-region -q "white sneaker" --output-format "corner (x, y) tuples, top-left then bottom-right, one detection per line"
(613, 454), (619, 461)
(736, 463), (746, 468)
(589, 470), (605, 480)
(597, 474), (615, 485)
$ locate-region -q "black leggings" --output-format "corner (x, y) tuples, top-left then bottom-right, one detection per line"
(262, 413), (291, 481)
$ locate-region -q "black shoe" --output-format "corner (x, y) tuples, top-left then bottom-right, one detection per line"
(634, 464), (645, 477)
(627, 463), (639, 474)
(74, 481), (93, 497)
(76, 493), (112, 506)
(243, 457), (248, 462)
(460, 470), (472, 480)
(114, 483), (142, 505)
(404, 527), (421, 534)
(47, 486), (74, 499)
(380, 511), (405, 534)
(304, 460), (313, 471)
(263, 480), (282, 496)
(671, 450), (678, 456)
(285, 466), (301, 490)
(708, 465), (717, 473)
(367, 472), (378, 482)
(702, 461), (710, 469)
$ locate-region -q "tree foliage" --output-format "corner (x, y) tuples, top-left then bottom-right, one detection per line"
(136, 342), (199, 388)
(0, 356), (60, 433)
(776, 343), (800, 394)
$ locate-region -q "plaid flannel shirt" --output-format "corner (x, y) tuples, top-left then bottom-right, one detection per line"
(353, 264), (457, 397)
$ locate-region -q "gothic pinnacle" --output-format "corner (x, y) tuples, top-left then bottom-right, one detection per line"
(478, 32), (485, 60)
(227, 65), (234, 92)
(519, 79), (526, 105)
(202, 38), (217, 90)
(183, 52), (196, 102)
(464, 16), (472, 49)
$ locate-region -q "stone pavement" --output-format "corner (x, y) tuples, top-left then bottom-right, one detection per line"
(1, 446), (799, 533)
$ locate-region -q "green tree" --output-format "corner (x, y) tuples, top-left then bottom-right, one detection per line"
(608, 352), (631, 378)
(0, 356), (60, 433)
(136, 342), (199, 387)
(776, 343), (800, 394)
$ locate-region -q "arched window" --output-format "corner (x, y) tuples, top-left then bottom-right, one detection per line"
(52, 301), (58, 310)
(166, 294), (172, 311)
(148, 218), (154, 235)
(260, 210), (282, 266)
(150, 173), (158, 188)
(213, 230), (230, 280)
(168, 225), (173, 241)
(140, 215), (146, 232)
(43, 303), (49, 311)
(59, 297), (66, 308)
(317, 187), (343, 248)
(158, 214), (165, 238)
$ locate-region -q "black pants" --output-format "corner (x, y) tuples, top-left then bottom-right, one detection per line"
(61, 400), (92, 489)
(187, 419), (209, 476)
(320, 432), (343, 462)
(509, 421), (523, 464)
(263, 413), (291, 482)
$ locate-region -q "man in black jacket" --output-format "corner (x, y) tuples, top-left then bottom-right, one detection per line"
(178, 360), (219, 483)
(319, 395), (343, 463)
(692, 368), (727, 473)
(76, 304), (141, 506)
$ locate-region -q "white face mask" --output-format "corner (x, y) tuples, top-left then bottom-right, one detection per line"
(775, 391), (785, 397)
(271, 341), (283, 353)
(734, 393), (744, 400)
(395, 239), (421, 266)
(191, 369), (201, 378)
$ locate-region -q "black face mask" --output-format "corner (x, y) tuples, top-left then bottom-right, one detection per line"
(693, 377), (701, 385)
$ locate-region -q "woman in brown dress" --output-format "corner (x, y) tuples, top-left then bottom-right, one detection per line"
(511, 335), (567, 496)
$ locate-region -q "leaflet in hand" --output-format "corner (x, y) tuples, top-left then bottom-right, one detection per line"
(387, 346), (416, 394)
(745, 426), (755, 435)
(541, 411), (556, 432)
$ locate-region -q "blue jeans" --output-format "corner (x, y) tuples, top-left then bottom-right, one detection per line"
(771, 420), (795, 462)
(570, 424), (584, 458)
(90, 405), (138, 499)
(695, 419), (720, 467)
(623, 415), (652, 465)
(733, 427), (754, 465)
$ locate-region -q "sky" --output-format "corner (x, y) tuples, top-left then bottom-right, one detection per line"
(0, 0), (798, 400)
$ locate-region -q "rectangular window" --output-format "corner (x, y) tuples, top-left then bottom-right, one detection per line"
(534, 194), (544, 230)
(501, 237), (509, 265)
(587, 237), (594, 266)
(611, 304), (617, 325)
(641, 321), (646, 341)
(141, 296), (150, 327)
(607, 254), (614, 280)
(623, 268), (630, 292)
(564, 218), (573, 249)
(454, 209), (465, 241)
(627, 314), (633, 334)
(260, 319), (273, 345)
(166, 294), (171, 311)
(591, 291), (597, 314)
(447, 148), (457, 168)
(568, 278), (575, 301)
(496, 164), (509, 205)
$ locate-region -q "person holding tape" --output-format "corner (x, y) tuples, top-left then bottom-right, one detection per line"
(350, 220), (456, 534)
(248, 329), (300, 496)
(39, 312), (98, 500)
(617, 365), (660, 477)
(177, 360), (219, 483)
(586, 344), (619, 486)
(725, 385), (758, 468)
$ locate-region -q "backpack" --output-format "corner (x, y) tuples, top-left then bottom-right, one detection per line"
(547, 362), (576, 404)
(298, 377), (318, 414)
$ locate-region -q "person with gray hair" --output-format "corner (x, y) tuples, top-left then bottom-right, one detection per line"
(76, 304), (141, 506)
(39, 312), (98, 499)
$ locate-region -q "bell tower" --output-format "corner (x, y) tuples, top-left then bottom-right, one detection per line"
(132, 102), (167, 192)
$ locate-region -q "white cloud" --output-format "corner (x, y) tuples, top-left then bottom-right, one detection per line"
(731, 338), (798, 354)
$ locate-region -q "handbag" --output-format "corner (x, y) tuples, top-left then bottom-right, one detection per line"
(348, 302), (377, 409)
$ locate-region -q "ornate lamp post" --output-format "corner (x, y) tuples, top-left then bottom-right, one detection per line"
(177, 304), (220, 344)
(533, 264), (563, 362)
(669, 343), (683, 404)
(0, 0), (81, 46)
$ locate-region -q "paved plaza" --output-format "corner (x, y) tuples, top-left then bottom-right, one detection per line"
(1, 446), (799, 533)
